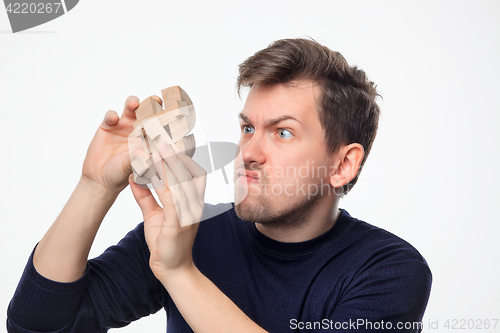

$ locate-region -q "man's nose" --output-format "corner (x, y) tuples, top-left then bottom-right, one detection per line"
(240, 135), (266, 165)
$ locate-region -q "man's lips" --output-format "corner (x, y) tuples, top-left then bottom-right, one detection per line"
(237, 169), (260, 183)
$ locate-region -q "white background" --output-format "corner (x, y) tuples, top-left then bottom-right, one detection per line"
(1, 0), (499, 332)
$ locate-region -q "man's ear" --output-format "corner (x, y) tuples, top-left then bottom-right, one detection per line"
(330, 143), (364, 188)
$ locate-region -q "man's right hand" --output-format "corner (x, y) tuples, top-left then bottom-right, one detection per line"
(34, 95), (147, 282)
(81, 96), (140, 194)
(34, 95), (169, 282)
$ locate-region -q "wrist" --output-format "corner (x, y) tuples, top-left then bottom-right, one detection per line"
(78, 176), (121, 201)
(158, 262), (200, 291)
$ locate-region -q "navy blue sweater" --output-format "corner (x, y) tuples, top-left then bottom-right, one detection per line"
(7, 206), (431, 332)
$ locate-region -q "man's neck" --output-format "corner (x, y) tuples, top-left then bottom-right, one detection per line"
(254, 199), (340, 243)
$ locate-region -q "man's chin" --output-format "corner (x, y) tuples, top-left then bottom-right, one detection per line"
(234, 201), (256, 222)
(234, 197), (290, 225)
(234, 190), (323, 228)
(234, 200), (268, 223)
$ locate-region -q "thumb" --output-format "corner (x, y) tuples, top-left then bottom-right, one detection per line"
(122, 153), (132, 176)
(129, 176), (161, 219)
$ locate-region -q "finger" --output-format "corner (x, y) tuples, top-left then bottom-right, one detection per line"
(102, 110), (119, 128)
(166, 154), (204, 218)
(158, 144), (193, 184)
(129, 177), (161, 219)
(151, 175), (180, 226)
(157, 145), (200, 225)
(158, 144), (199, 201)
(158, 144), (197, 202)
(178, 154), (207, 203)
(151, 95), (163, 107)
(178, 154), (207, 179)
(151, 152), (178, 188)
(151, 152), (189, 222)
(122, 95), (140, 119)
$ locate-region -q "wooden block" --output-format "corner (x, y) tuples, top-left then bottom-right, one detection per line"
(137, 132), (160, 154)
(139, 153), (151, 165)
(133, 173), (149, 185)
(135, 97), (164, 122)
(162, 86), (192, 106)
(141, 131), (152, 154)
(174, 138), (185, 153)
(178, 106), (191, 116)
(141, 120), (181, 155)
(127, 135), (144, 156)
(178, 88), (192, 104)
(164, 100), (188, 113)
(183, 134), (196, 158)
(146, 136), (158, 153)
(151, 135), (180, 154)
(161, 86), (183, 103)
(134, 124), (143, 137)
(186, 106), (196, 132)
(143, 118), (166, 140)
(156, 109), (181, 126)
(132, 156), (149, 176)
(143, 165), (157, 179)
(169, 116), (190, 142)
(134, 165), (157, 185)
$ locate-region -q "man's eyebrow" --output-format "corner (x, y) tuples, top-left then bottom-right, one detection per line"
(238, 113), (303, 127)
(238, 113), (251, 124)
(264, 115), (303, 127)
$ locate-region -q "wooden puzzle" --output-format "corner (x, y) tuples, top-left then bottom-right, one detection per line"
(130, 86), (196, 185)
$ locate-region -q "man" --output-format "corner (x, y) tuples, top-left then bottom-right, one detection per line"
(7, 38), (431, 332)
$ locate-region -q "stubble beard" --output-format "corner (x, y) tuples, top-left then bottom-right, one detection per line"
(234, 176), (324, 230)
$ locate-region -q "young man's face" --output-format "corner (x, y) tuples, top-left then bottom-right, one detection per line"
(234, 81), (336, 226)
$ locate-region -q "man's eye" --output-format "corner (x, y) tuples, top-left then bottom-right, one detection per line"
(278, 129), (293, 139)
(242, 125), (255, 134)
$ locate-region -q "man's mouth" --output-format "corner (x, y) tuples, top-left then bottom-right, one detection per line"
(237, 169), (260, 184)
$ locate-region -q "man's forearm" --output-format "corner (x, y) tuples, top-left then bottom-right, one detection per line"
(161, 265), (267, 333)
(33, 176), (120, 282)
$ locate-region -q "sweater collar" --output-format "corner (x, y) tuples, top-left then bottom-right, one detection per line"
(238, 208), (352, 256)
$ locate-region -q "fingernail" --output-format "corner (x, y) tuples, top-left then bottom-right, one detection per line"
(152, 152), (161, 163)
(160, 143), (172, 155)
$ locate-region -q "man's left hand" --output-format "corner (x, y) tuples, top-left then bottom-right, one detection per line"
(130, 142), (207, 281)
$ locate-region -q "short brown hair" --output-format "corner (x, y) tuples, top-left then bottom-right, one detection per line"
(237, 38), (380, 194)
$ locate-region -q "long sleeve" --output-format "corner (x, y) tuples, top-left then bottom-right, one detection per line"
(7, 223), (166, 333)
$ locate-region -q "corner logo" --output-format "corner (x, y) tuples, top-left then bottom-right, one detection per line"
(3, 0), (79, 33)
